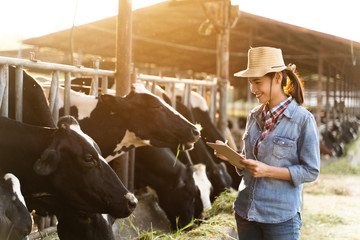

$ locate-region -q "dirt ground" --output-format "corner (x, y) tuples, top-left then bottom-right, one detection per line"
(301, 174), (360, 240)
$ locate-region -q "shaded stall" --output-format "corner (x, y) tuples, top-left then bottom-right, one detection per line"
(20, 1), (360, 130)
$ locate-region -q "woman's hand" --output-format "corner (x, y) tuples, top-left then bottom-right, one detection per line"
(240, 159), (270, 178)
(214, 140), (229, 161)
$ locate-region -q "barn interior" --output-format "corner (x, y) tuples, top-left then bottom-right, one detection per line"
(1, 0), (360, 238)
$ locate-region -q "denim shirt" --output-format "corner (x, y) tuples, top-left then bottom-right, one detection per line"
(234, 99), (320, 223)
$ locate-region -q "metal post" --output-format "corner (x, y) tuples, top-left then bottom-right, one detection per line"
(15, 66), (23, 122)
(0, 65), (9, 117)
(90, 59), (100, 96)
(48, 71), (60, 124)
(64, 72), (71, 116)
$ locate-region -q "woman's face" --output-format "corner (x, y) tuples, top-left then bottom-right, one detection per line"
(248, 72), (283, 105)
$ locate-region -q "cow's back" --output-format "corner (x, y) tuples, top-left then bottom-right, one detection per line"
(8, 66), (55, 128)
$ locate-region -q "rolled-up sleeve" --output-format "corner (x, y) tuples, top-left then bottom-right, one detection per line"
(288, 114), (320, 187)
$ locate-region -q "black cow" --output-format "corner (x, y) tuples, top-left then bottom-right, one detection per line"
(172, 97), (232, 201)
(0, 115), (137, 218)
(156, 87), (235, 199)
(8, 66), (56, 128)
(27, 195), (115, 240)
(41, 84), (201, 162)
(135, 146), (200, 230)
(69, 77), (115, 94)
(188, 91), (242, 189)
(0, 173), (32, 240)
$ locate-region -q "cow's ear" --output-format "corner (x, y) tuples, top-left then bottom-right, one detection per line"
(33, 148), (60, 176)
(174, 178), (186, 190)
(99, 94), (127, 113)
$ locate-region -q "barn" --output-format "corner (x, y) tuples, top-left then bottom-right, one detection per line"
(1, 0), (360, 239)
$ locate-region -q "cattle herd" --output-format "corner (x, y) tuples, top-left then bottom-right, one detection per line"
(2, 66), (358, 240)
(0, 67), (238, 240)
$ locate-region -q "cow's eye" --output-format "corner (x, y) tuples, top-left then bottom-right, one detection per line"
(84, 154), (94, 162)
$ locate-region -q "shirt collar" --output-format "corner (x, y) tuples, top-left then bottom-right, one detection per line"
(263, 95), (293, 118)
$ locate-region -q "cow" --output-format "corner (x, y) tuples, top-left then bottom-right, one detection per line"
(185, 91), (242, 189)
(152, 86), (233, 198)
(0, 115), (137, 218)
(0, 173), (32, 240)
(135, 146), (203, 230)
(10, 69), (198, 238)
(172, 97), (232, 201)
(40, 84), (201, 162)
(9, 66), (56, 128)
(69, 77), (115, 94)
(27, 195), (115, 240)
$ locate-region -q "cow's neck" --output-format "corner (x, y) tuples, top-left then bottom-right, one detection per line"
(0, 119), (55, 194)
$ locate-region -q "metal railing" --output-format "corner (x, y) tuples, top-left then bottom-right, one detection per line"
(137, 73), (217, 122)
(0, 56), (218, 238)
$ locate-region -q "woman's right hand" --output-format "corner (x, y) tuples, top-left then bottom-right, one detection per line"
(214, 140), (229, 161)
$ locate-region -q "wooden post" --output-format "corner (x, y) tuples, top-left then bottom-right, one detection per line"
(316, 55), (323, 126)
(113, 0), (133, 187)
(325, 64), (330, 131)
(332, 69), (337, 123)
(216, 0), (230, 139)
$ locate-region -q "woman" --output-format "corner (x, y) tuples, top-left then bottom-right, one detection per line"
(216, 46), (320, 240)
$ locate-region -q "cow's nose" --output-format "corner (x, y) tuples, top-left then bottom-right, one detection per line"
(125, 193), (138, 210)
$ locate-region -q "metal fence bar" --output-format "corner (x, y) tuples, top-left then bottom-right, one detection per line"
(15, 66), (23, 122)
(48, 71), (60, 123)
(90, 59), (100, 96)
(137, 73), (216, 86)
(64, 72), (71, 116)
(0, 56), (114, 77)
(209, 76), (217, 123)
(0, 65), (7, 112)
(0, 65), (9, 117)
(102, 76), (108, 94)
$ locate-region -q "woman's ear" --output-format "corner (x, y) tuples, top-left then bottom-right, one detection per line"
(275, 72), (283, 83)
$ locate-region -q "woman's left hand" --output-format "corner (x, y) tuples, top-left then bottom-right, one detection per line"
(241, 159), (270, 178)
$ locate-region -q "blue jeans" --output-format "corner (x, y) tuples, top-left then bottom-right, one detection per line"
(235, 212), (302, 240)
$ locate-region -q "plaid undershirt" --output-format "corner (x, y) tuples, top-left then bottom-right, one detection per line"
(254, 96), (293, 156)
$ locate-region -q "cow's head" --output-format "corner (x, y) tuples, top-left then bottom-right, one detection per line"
(0, 173), (32, 240)
(158, 165), (198, 230)
(98, 84), (200, 152)
(33, 116), (137, 218)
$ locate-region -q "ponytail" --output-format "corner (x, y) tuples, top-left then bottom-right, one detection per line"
(282, 70), (304, 105)
(265, 69), (305, 105)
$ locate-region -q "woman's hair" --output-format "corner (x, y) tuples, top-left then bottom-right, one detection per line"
(265, 70), (304, 105)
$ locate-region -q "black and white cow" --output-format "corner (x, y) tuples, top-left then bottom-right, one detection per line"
(9, 66), (56, 128)
(153, 86), (232, 199)
(173, 97), (232, 201)
(187, 91), (242, 189)
(0, 115), (137, 218)
(27, 195), (115, 240)
(135, 146), (202, 230)
(41, 84), (201, 162)
(0, 173), (32, 240)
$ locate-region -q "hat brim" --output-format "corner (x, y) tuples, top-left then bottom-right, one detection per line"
(234, 66), (287, 78)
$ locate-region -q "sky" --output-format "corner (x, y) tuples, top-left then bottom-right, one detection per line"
(1, 0), (360, 49)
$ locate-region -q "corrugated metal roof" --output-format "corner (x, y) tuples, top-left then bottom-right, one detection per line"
(22, 1), (360, 84)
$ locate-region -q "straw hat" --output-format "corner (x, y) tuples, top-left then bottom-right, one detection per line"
(234, 47), (295, 78)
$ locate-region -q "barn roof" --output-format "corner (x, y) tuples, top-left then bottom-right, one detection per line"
(23, 1), (360, 84)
